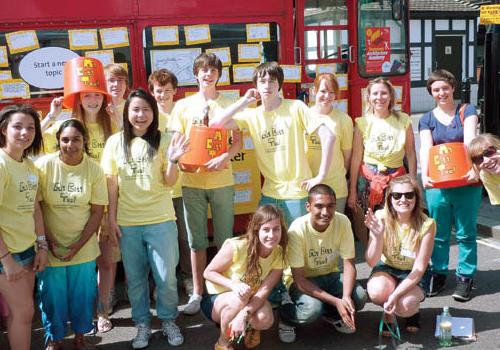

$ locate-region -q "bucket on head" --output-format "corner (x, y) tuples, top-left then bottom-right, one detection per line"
(179, 125), (228, 173)
(63, 57), (111, 109)
(428, 142), (472, 188)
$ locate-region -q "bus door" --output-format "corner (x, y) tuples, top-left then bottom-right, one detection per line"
(352, 0), (411, 116)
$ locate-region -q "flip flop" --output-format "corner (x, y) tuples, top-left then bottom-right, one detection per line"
(405, 312), (420, 333)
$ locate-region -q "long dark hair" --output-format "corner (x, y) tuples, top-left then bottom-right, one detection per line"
(122, 88), (161, 161)
(0, 104), (43, 158)
(56, 119), (91, 156)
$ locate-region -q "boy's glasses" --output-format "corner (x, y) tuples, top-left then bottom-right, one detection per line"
(390, 191), (415, 200)
(471, 146), (497, 165)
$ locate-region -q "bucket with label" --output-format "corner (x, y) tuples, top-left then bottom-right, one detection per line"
(179, 125), (228, 172)
(428, 142), (472, 188)
(63, 57), (111, 109)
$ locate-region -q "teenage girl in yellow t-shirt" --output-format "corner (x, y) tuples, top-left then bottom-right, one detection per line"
(469, 133), (500, 205)
(348, 78), (417, 213)
(202, 205), (287, 350)
(0, 104), (48, 350)
(364, 175), (435, 335)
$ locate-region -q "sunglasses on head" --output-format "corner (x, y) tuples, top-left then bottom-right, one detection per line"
(471, 146), (497, 165)
(390, 191), (415, 200)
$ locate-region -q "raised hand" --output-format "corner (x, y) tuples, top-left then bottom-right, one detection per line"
(364, 208), (385, 238)
(167, 134), (189, 163)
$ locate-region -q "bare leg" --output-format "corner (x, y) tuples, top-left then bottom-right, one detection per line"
(97, 240), (117, 317)
(0, 270), (35, 350)
(191, 249), (206, 296)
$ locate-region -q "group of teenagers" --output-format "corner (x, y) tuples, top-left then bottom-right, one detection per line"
(1, 50), (499, 350)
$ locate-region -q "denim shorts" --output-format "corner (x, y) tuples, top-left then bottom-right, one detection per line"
(0, 246), (36, 274)
(371, 262), (430, 297)
(201, 294), (219, 322)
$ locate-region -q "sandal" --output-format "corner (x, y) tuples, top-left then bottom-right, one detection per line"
(214, 341), (234, 350)
(244, 328), (261, 348)
(46, 340), (63, 350)
(380, 314), (397, 338)
(405, 312), (420, 333)
(97, 316), (113, 333)
(74, 333), (96, 350)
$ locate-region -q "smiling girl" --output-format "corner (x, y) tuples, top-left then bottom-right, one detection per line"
(101, 88), (188, 349)
(202, 204), (287, 350)
(348, 78), (416, 213)
(0, 104), (47, 350)
(469, 133), (500, 205)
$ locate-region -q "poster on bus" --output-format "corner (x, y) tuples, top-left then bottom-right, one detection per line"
(365, 27), (391, 74)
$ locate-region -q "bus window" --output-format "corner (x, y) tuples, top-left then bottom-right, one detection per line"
(357, 0), (408, 77)
(302, 0), (349, 79)
(142, 23), (279, 87)
(0, 28), (132, 102)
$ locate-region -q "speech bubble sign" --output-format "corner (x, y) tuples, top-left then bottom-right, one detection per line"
(19, 47), (79, 89)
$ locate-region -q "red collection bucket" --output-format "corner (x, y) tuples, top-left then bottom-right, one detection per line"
(179, 125), (228, 172)
(428, 142), (472, 188)
(63, 57), (111, 109)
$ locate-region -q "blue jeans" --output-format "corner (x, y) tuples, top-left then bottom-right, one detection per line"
(120, 220), (179, 325)
(37, 261), (96, 343)
(425, 185), (482, 278)
(259, 195), (307, 227)
(280, 272), (367, 325)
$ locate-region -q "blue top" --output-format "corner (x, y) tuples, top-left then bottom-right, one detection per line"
(418, 104), (476, 145)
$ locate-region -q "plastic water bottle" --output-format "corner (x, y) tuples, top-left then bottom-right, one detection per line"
(439, 306), (453, 347)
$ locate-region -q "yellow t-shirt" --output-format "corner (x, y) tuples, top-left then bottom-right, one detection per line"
(101, 132), (176, 226)
(160, 106), (182, 198)
(377, 210), (435, 270)
(35, 153), (108, 267)
(205, 237), (284, 295)
(306, 109), (353, 199)
(480, 170), (500, 205)
(356, 112), (411, 170)
(170, 94), (235, 190)
(116, 100), (125, 124)
(234, 99), (322, 199)
(43, 119), (119, 161)
(0, 149), (38, 253)
(284, 212), (355, 287)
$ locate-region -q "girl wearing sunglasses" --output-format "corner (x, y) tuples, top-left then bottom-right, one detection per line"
(469, 133), (500, 205)
(364, 175), (435, 335)
(418, 69), (481, 302)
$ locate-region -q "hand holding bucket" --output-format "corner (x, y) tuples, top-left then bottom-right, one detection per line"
(428, 142), (473, 188)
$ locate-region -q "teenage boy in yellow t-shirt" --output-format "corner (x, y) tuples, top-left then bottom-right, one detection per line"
(279, 184), (366, 341)
(148, 69), (192, 296)
(170, 53), (242, 315)
(210, 62), (335, 226)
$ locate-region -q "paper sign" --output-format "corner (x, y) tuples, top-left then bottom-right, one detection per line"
(206, 47), (231, 66)
(282, 65), (302, 83)
(334, 99), (348, 114)
(0, 70), (12, 81)
(100, 27), (129, 49)
(5, 30), (39, 54)
(0, 46), (8, 67)
(219, 89), (240, 101)
(238, 44), (261, 63)
(217, 67), (230, 86)
(246, 23), (271, 42)
(316, 64), (336, 75)
(365, 27), (391, 73)
(480, 4), (500, 25)
(151, 48), (202, 86)
(68, 29), (98, 50)
(85, 50), (114, 66)
(233, 64), (258, 83)
(234, 189), (252, 203)
(117, 63), (128, 71)
(185, 25), (211, 45)
(233, 171), (251, 185)
(152, 26), (179, 46)
(0, 79), (30, 99)
(337, 74), (348, 90)
(394, 86), (403, 102)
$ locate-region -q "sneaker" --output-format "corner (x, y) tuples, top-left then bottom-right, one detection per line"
(322, 316), (355, 334)
(427, 273), (447, 297)
(183, 293), (202, 315)
(182, 278), (194, 296)
(162, 320), (184, 346)
(132, 323), (151, 349)
(278, 321), (296, 343)
(452, 276), (473, 302)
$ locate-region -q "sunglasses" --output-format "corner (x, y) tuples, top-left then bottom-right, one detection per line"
(390, 191), (415, 200)
(471, 146), (497, 165)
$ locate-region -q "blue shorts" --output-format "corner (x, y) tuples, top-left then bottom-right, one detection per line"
(201, 294), (218, 322)
(0, 246), (35, 274)
(371, 262), (430, 298)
